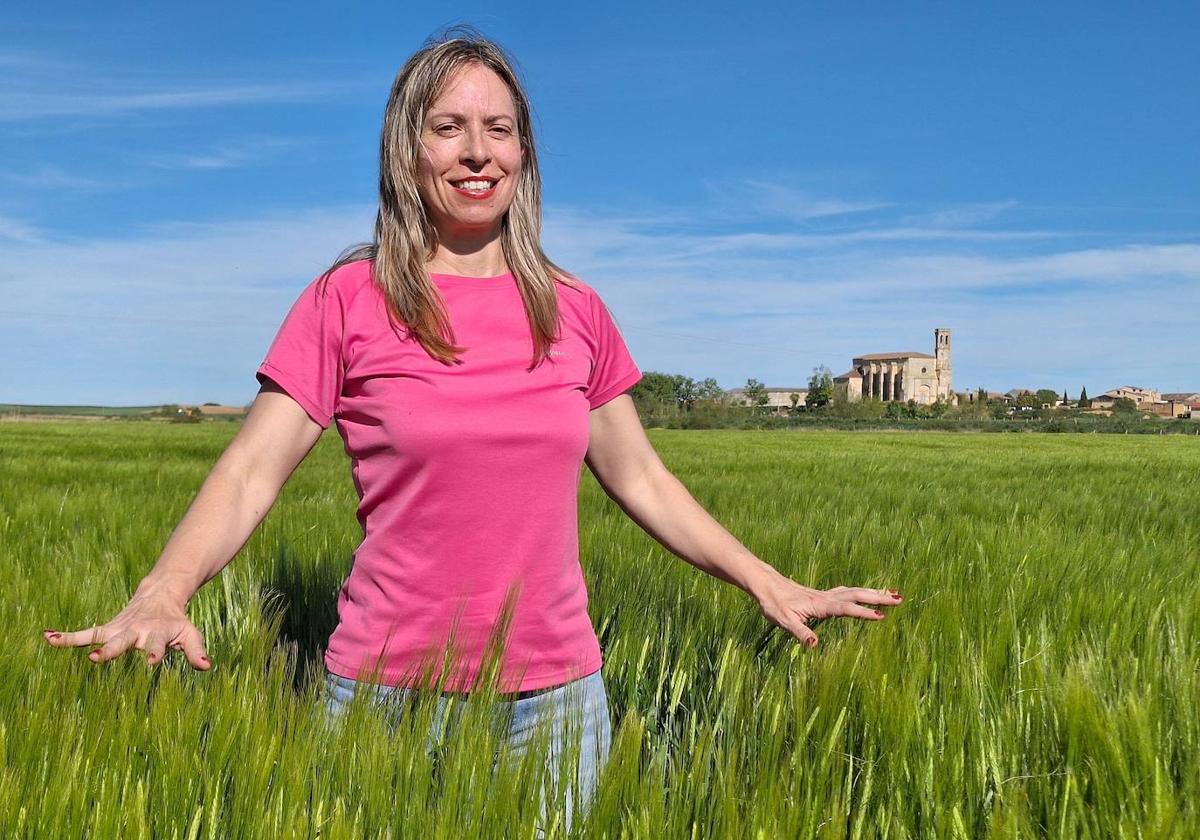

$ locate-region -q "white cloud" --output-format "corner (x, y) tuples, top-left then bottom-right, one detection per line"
(0, 82), (354, 122)
(702, 177), (892, 221)
(897, 200), (1020, 229)
(0, 165), (117, 191)
(1, 195), (1197, 404)
(541, 204), (1200, 393)
(0, 50), (368, 123)
(136, 135), (313, 171)
(0, 203), (377, 404)
(0, 215), (47, 243)
(0, 49), (76, 71)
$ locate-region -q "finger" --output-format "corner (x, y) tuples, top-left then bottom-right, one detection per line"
(836, 602), (888, 621)
(178, 626), (212, 671)
(90, 628), (136, 663)
(834, 587), (903, 606)
(143, 633), (168, 666)
(788, 620), (819, 649)
(44, 625), (107, 649)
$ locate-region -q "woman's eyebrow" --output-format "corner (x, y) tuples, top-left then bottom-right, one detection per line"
(427, 111), (515, 123)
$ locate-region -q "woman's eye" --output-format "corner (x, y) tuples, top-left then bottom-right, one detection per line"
(435, 125), (457, 135)
(491, 126), (512, 135)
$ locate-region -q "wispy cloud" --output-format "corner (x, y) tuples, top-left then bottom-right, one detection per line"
(0, 215), (46, 243)
(1, 192), (1197, 403)
(0, 201), (376, 402)
(136, 135), (314, 171)
(0, 49), (366, 123)
(702, 177), (892, 221)
(541, 200), (1200, 392)
(0, 82), (354, 122)
(0, 48), (76, 71)
(0, 165), (117, 191)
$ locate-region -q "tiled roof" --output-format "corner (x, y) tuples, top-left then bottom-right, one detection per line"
(833, 369), (861, 380)
(853, 352), (936, 361)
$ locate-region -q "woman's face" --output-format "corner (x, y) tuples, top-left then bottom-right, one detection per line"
(417, 63), (523, 242)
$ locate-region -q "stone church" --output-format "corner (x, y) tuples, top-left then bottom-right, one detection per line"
(833, 328), (954, 405)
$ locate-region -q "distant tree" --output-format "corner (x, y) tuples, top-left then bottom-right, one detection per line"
(1112, 397), (1138, 414)
(976, 386), (988, 404)
(806, 365), (834, 408)
(1017, 391), (1040, 409)
(743, 378), (768, 408)
(672, 374), (700, 411)
(1061, 389), (1069, 404)
(1079, 386), (1090, 408)
(789, 392), (801, 410)
(695, 377), (725, 402)
(1036, 388), (1060, 407)
(928, 397), (950, 418)
(631, 371), (678, 407)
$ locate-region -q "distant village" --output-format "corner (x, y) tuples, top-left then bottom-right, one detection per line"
(728, 328), (1199, 419)
(7, 327), (1194, 424)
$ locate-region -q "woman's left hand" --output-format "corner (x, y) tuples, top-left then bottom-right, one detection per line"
(752, 572), (903, 649)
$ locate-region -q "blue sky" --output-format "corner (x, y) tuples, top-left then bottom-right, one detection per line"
(2, 2), (1198, 405)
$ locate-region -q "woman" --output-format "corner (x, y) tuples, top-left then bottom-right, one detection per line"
(42, 27), (901, 831)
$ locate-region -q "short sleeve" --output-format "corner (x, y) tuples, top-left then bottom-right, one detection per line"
(584, 288), (643, 410)
(255, 273), (346, 429)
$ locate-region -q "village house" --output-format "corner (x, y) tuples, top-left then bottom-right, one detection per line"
(1086, 386), (1195, 418)
(1162, 393), (1200, 419)
(1103, 385), (1161, 405)
(727, 386), (810, 412)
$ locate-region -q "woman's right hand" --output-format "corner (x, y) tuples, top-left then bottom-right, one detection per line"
(42, 590), (212, 669)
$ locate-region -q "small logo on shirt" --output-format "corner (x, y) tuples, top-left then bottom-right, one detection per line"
(548, 349), (568, 357)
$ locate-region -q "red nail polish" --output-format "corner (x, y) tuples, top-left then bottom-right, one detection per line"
(874, 610), (884, 617)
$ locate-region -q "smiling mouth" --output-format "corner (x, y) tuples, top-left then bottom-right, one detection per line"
(451, 178), (497, 192)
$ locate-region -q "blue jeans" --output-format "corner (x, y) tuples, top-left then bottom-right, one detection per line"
(323, 668), (612, 833)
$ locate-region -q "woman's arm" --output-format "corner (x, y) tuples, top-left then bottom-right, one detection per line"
(43, 382), (325, 666)
(134, 383), (323, 606)
(584, 394), (902, 647)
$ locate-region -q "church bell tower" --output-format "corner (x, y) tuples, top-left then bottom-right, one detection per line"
(934, 328), (952, 398)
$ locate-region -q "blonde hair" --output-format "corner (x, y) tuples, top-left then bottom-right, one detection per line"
(320, 24), (580, 368)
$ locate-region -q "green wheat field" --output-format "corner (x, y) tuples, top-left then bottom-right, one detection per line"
(3, 422), (1198, 838)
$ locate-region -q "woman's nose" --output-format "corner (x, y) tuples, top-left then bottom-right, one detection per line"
(460, 126), (491, 167)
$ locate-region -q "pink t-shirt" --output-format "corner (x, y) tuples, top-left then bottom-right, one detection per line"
(255, 259), (642, 692)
